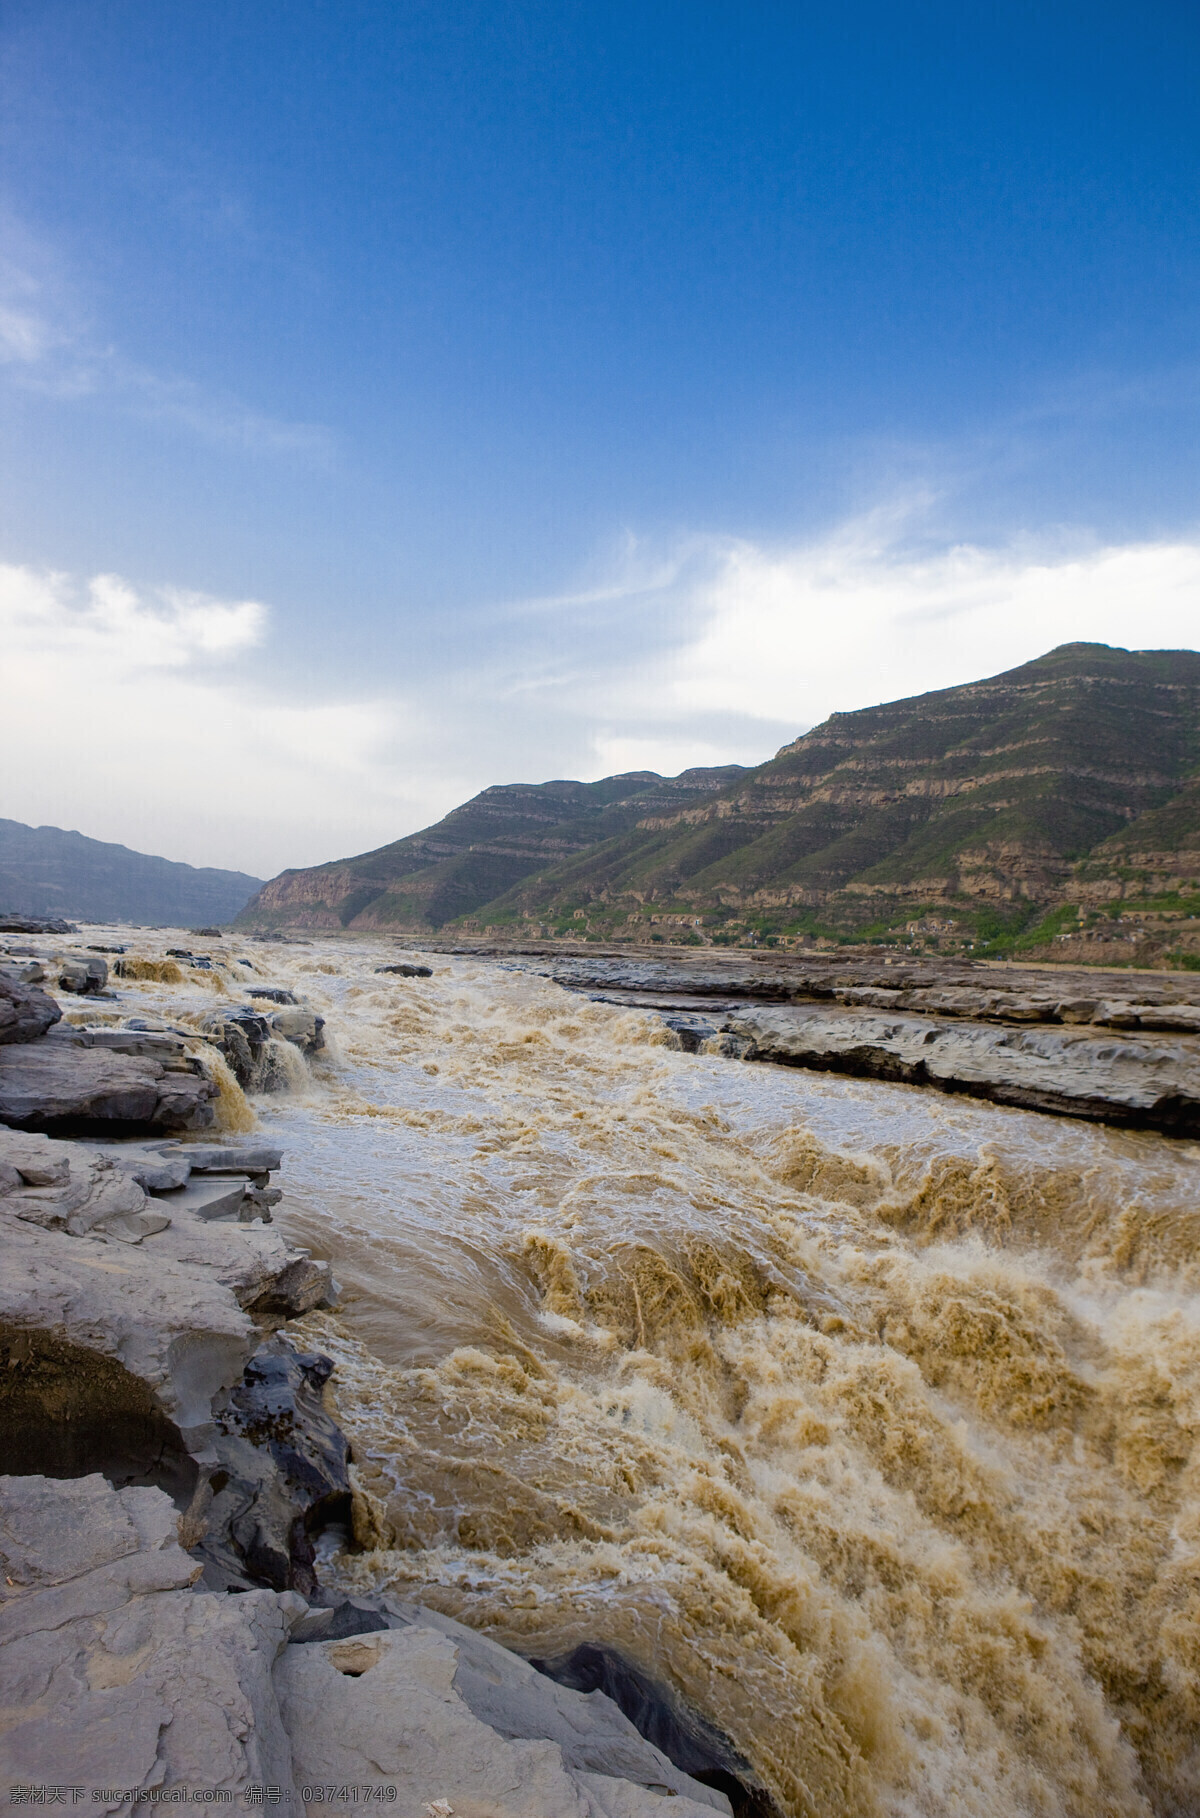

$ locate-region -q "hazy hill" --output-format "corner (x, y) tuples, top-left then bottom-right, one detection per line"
(239, 644), (1200, 949)
(0, 819), (263, 926)
(238, 768), (747, 931)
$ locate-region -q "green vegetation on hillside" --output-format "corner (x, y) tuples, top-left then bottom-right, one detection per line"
(238, 644), (1200, 962)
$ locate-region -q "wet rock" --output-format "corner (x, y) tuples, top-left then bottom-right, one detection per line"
(248, 986), (298, 1004)
(375, 962), (433, 978)
(0, 1474), (300, 1801)
(200, 1008), (315, 1090)
(661, 1013), (720, 1052)
(726, 1006), (1200, 1134)
(190, 926), (224, 937)
(197, 1338), (351, 1596)
(57, 954), (108, 994)
(532, 1643), (774, 1818)
(248, 1254), (337, 1315)
(166, 948), (214, 970)
(0, 914), (74, 933)
(199, 1007), (274, 1089)
(0, 1042), (217, 1134)
(269, 1005), (325, 1053)
(0, 971), (62, 1045)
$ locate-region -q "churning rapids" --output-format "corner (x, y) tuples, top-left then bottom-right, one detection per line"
(114, 936), (1200, 1818)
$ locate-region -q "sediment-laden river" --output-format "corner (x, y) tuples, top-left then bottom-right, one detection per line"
(108, 937), (1200, 1818)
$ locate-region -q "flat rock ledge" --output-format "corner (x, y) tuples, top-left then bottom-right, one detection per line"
(0, 1474), (732, 1818)
(517, 953), (1200, 1133)
(724, 1005), (1200, 1132)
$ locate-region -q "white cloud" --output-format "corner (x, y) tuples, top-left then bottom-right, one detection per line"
(0, 565), (431, 875)
(581, 513), (1200, 772)
(3, 517), (1198, 886)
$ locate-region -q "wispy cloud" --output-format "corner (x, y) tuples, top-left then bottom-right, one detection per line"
(0, 219), (333, 460)
(4, 513), (1198, 880)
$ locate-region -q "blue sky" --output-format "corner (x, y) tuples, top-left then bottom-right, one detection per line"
(3, 1), (1200, 872)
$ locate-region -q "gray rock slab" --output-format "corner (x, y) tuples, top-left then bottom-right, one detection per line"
(172, 1141), (284, 1173)
(155, 1175), (251, 1221)
(64, 1027), (194, 1058)
(0, 1043), (216, 1134)
(726, 1005), (1200, 1133)
(0, 1474), (300, 1803)
(390, 1603), (731, 1812)
(275, 1623), (727, 1818)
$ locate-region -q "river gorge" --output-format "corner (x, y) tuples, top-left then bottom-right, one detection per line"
(5, 932), (1200, 1818)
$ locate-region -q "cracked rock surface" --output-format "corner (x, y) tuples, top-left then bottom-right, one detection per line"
(0, 1474), (300, 1803)
(0, 1476), (734, 1818)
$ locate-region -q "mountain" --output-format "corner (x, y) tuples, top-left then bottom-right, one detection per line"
(237, 768), (748, 931)
(0, 820), (263, 927)
(238, 644), (1200, 956)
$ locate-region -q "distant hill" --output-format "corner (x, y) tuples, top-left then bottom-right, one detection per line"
(237, 768), (748, 931)
(0, 820), (263, 926)
(238, 644), (1200, 957)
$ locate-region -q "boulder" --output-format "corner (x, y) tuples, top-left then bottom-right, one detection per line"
(375, 962), (433, 978)
(0, 1043), (216, 1134)
(57, 955), (108, 994)
(0, 971), (62, 1045)
(200, 1008), (304, 1091)
(270, 1005), (325, 1053)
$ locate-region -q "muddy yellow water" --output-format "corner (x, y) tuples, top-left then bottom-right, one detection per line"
(95, 934), (1200, 1816)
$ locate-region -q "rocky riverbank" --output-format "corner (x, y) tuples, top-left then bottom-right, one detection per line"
(485, 948), (1200, 1132)
(0, 938), (754, 1817)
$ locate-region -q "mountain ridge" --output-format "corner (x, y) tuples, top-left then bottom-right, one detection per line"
(237, 643), (1200, 961)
